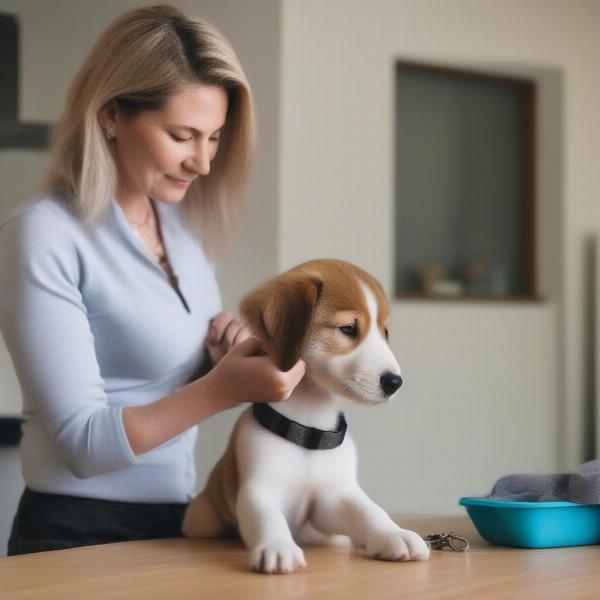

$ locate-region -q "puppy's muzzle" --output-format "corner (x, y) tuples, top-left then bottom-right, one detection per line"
(380, 371), (403, 396)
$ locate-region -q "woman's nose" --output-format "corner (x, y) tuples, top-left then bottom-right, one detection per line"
(187, 140), (211, 176)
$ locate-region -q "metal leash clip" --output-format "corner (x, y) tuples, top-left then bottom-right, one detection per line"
(422, 531), (470, 552)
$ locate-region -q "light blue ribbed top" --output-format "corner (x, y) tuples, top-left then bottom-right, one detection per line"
(0, 193), (222, 503)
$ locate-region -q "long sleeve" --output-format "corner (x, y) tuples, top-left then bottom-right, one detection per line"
(0, 207), (137, 479)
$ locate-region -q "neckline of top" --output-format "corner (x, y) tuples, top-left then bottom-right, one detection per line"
(111, 198), (179, 276)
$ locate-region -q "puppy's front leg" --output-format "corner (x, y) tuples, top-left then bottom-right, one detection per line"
(311, 485), (430, 561)
(237, 484), (306, 574)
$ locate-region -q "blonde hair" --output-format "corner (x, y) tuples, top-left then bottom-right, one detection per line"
(43, 4), (256, 260)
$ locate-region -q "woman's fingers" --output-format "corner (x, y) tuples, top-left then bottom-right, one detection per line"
(232, 325), (253, 347)
(209, 312), (253, 353)
(223, 320), (242, 348)
(209, 311), (234, 343)
(286, 358), (307, 387)
(228, 335), (264, 357)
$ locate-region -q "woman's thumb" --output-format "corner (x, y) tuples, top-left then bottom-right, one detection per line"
(230, 335), (264, 357)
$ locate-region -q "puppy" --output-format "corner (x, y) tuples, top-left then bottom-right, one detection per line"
(182, 259), (430, 573)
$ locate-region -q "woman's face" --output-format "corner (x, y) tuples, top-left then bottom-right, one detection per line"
(104, 84), (229, 205)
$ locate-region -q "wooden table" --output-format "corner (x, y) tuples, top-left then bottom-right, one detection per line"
(1, 515), (600, 599)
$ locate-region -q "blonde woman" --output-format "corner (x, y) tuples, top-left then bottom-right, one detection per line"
(0, 5), (305, 555)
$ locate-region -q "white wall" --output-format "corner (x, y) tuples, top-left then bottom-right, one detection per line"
(280, 0), (599, 513)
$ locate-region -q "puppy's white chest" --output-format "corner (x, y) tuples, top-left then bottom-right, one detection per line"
(236, 408), (357, 498)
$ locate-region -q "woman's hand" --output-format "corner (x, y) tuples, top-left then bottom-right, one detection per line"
(202, 336), (306, 409)
(206, 311), (252, 366)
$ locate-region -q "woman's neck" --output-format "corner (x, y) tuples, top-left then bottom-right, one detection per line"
(116, 186), (153, 224)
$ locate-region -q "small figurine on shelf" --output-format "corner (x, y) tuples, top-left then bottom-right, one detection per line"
(417, 262), (443, 294)
(416, 263), (464, 296)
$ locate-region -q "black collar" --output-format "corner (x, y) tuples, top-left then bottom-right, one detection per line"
(252, 403), (347, 450)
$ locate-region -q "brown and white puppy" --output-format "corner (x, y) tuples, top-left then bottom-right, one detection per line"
(182, 259), (430, 573)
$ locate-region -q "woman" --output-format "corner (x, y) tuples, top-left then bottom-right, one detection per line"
(0, 5), (305, 555)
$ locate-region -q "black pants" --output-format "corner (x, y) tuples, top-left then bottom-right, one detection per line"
(7, 487), (188, 556)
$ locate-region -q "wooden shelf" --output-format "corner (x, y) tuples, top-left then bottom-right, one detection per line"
(395, 293), (545, 303)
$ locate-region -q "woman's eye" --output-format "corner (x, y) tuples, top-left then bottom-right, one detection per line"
(209, 137), (220, 143)
(339, 323), (358, 339)
(384, 327), (389, 341)
(170, 134), (190, 142)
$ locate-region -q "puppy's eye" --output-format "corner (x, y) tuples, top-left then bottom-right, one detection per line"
(339, 323), (358, 339)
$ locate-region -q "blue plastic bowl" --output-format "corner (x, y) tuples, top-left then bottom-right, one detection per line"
(459, 497), (600, 548)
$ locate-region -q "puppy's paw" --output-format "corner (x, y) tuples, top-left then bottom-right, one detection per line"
(249, 541), (307, 574)
(366, 529), (430, 562)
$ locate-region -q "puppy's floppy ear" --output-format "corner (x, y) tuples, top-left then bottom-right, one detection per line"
(239, 272), (322, 372)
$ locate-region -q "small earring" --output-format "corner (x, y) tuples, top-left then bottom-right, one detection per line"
(106, 126), (115, 140)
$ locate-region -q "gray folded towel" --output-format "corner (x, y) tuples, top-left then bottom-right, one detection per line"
(488, 459), (600, 504)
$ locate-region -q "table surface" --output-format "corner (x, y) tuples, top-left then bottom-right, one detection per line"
(1, 514), (600, 599)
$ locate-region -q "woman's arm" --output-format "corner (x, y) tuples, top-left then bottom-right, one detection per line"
(121, 311), (254, 456)
(0, 208), (138, 479)
(122, 373), (227, 456)
(123, 336), (306, 455)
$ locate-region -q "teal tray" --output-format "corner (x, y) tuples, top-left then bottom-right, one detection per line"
(459, 497), (600, 548)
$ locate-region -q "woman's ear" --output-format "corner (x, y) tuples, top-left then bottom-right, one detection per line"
(239, 273), (322, 371)
(98, 99), (118, 131)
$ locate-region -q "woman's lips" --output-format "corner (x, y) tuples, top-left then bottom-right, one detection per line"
(167, 175), (192, 187)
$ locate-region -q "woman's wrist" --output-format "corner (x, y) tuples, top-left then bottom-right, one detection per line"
(122, 373), (235, 456)
(196, 369), (236, 413)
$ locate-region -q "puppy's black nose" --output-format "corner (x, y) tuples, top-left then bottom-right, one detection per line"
(380, 372), (403, 396)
